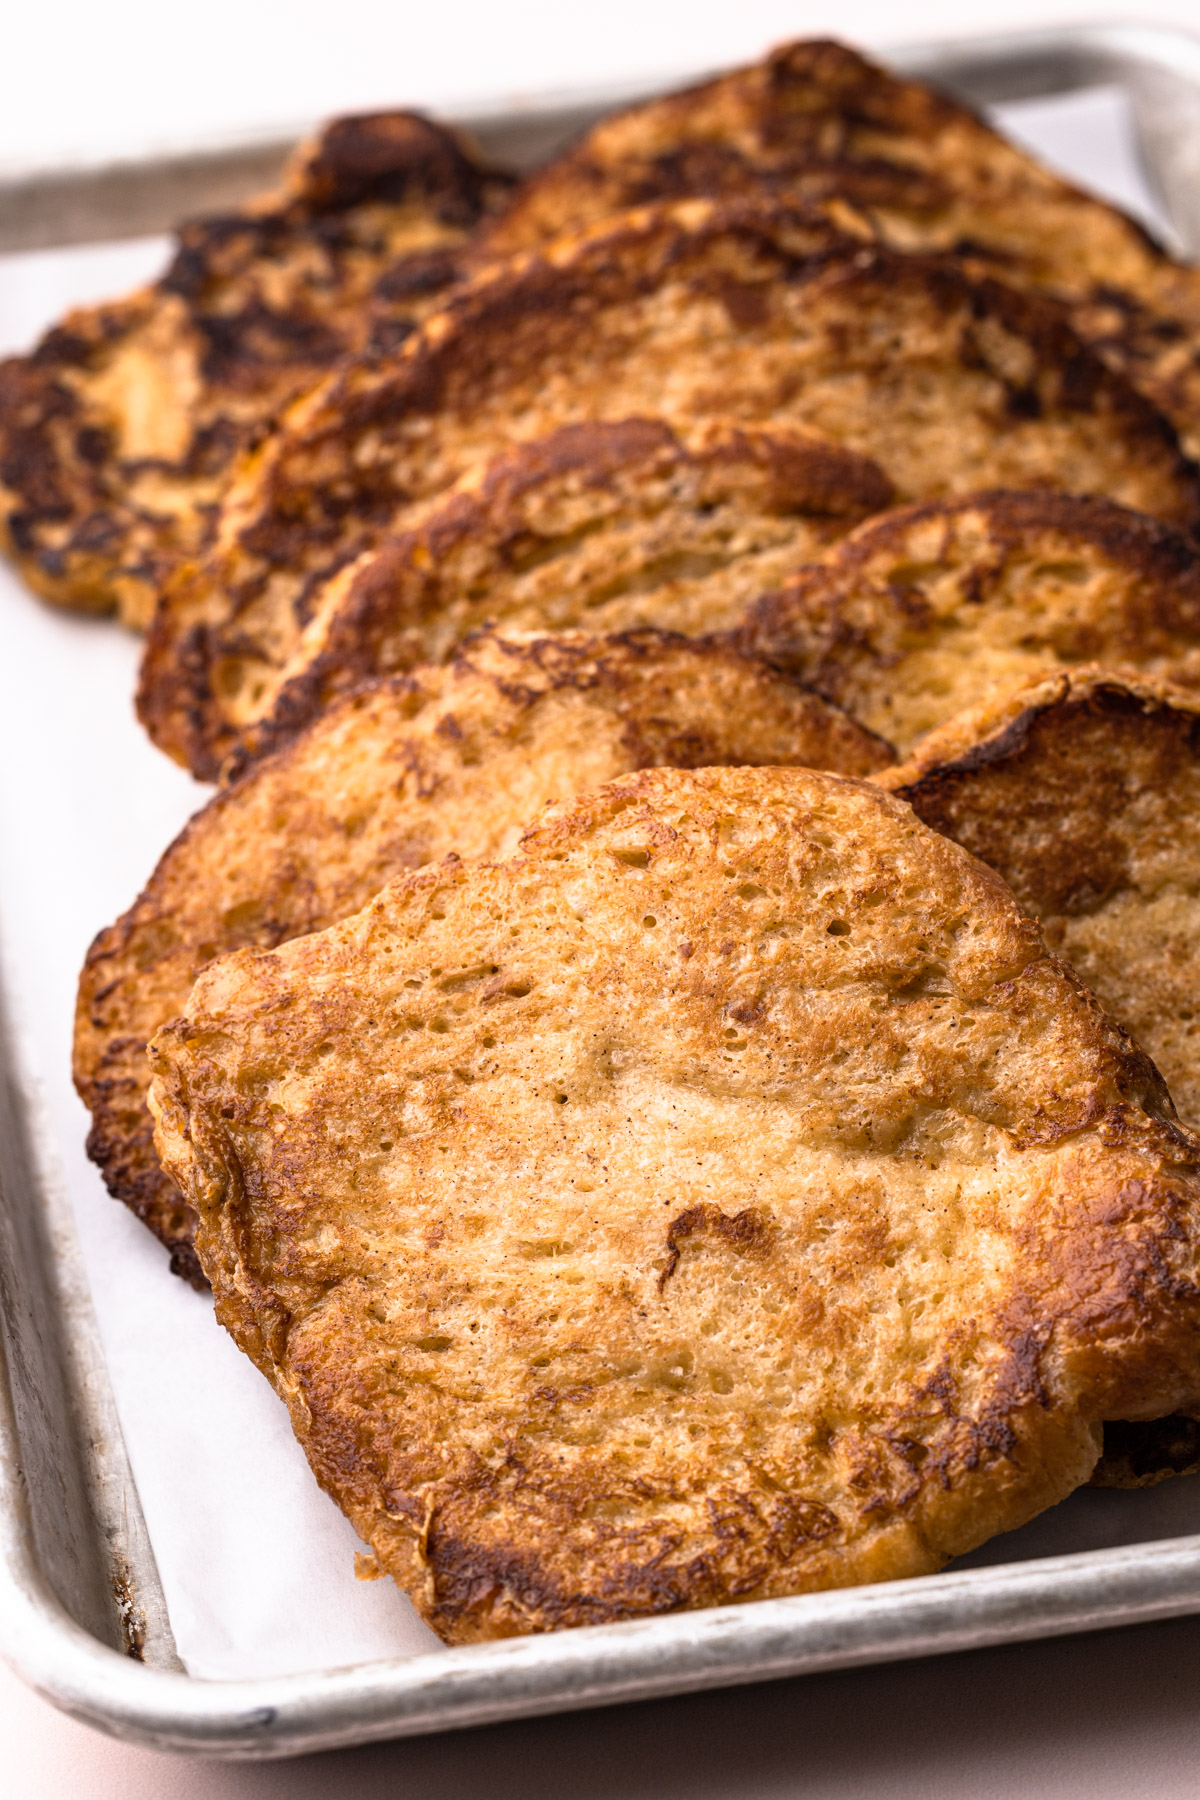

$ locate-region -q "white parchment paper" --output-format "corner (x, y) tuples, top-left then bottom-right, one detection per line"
(0, 86), (1177, 1680)
(0, 534), (442, 1677)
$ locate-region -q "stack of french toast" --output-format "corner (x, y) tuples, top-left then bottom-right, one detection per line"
(9, 39), (1200, 1645)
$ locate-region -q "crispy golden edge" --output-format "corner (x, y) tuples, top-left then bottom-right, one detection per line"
(0, 112), (513, 626)
(76, 629), (888, 1280)
(146, 765), (1200, 1639)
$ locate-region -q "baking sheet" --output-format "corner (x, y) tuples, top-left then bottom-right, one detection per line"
(0, 80), (1197, 1688)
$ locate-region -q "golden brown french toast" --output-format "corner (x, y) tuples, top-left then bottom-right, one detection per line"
(148, 764), (1200, 1638)
(142, 417), (892, 781)
(138, 198), (1200, 776)
(877, 667), (1200, 1490)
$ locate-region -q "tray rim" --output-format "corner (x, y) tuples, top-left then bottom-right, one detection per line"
(4, 19), (1200, 254)
(8, 1447), (1200, 1760)
(6, 16), (1200, 1760)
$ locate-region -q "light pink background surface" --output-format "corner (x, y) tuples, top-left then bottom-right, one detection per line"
(6, 1616), (1200, 1797)
(7, 0), (1200, 1789)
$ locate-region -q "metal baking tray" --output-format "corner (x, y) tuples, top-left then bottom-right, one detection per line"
(4, 19), (1200, 1761)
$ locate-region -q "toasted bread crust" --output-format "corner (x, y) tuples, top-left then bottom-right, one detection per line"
(148, 764), (1200, 1640)
(740, 490), (1200, 754)
(143, 416), (893, 780)
(484, 38), (1200, 451)
(77, 630), (886, 1278)
(0, 113), (511, 626)
(137, 197), (1200, 775)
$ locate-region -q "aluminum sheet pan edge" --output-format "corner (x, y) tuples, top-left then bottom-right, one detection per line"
(7, 1483), (1200, 1759)
(4, 22), (1200, 254)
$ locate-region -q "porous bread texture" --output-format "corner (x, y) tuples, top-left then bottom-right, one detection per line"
(76, 629), (885, 1283)
(148, 764), (1200, 1642)
(162, 417), (893, 781)
(138, 196), (1200, 775)
(483, 37), (1200, 452)
(875, 667), (1200, 1490)
(740, 490), (1200, 755)
(0, 113), (511, 627)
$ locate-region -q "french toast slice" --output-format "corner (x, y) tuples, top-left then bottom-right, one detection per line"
(740, 490), (1200, 755)
(877, 669), (1200, 1176)
(483, 38), (1200, 454)
(877, 667), (1200, 1488)
(147, 762), (1200, 1639)
(137, 197), (1200, 776)
(76, 628), (886, 1283)
(0, 113), (512, 626)
(141, 417), (892, 781)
